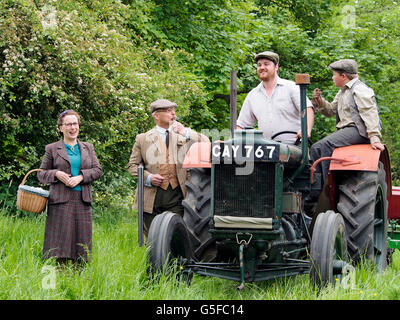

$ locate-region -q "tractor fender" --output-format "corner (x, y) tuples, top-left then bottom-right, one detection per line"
(329, 144), (392, 197)
(182, 142), (212, 168)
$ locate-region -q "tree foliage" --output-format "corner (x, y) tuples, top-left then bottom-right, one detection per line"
(0, 0), (206, 184)
(255, 0), (341, 34)
(1, 0), (400, 206)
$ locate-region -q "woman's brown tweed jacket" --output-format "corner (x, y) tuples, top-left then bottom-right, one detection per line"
(38, 140), (102, 261)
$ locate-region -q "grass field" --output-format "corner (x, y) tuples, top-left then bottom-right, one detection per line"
(1, 200), (400, 301)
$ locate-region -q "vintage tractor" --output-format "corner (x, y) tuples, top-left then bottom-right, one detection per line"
(143, 73), (398, 289)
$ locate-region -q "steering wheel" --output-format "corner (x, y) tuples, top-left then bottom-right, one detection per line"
(271, 130), (313, 146)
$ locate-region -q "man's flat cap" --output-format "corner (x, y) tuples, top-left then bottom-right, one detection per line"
(150, 99), (177, 113)
(255, 51), (279, 64)
(329, 59), (358, 74)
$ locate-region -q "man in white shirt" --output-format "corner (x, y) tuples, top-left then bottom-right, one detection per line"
(237, 51), (314, 144)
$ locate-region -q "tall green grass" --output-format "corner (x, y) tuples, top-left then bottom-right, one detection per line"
(1, 203), (399, 300)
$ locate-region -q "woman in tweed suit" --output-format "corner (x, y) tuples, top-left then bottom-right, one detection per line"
(38, 110), (102, 265)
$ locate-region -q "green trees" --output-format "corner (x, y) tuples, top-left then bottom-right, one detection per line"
(0, 0), (205, 184)
(1, 0), (399, 207)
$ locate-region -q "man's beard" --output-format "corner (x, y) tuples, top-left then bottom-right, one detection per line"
(258, 70), (274, 82)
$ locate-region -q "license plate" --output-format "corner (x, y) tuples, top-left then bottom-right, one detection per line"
(211, 143), (280, 163)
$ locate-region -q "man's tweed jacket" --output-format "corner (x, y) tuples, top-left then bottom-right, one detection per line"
(128, 127), (209, 214)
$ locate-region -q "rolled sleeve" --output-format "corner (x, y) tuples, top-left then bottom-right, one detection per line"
(289, 83), (313, 110)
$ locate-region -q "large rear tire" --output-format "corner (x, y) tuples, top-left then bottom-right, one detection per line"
(337, 162), (388, 271)
(182, 168), (215, 261)
(310, 210), (349, 287)
(147, 211), (192, 271)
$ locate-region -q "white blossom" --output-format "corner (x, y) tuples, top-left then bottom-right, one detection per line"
(41, 5), (57, 29)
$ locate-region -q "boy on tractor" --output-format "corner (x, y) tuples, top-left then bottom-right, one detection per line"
(306, 59), (384, 212)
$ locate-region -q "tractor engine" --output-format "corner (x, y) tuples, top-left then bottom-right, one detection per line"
(207, 129), (311, 267)
(211, 129), (304, 226)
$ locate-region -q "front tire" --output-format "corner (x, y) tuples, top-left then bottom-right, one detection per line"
(147, 211), (192, 271)
(310, 210), (349, 287)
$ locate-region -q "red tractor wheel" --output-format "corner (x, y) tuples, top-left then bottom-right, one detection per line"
(337, 161), (388, 271)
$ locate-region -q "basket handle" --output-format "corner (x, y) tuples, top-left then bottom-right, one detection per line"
(20, 169), (43, 186)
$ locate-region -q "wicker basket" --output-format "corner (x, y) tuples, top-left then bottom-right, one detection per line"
(17, 169), (49, 214)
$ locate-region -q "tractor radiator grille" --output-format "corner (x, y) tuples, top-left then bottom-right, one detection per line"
(213, 163), (275, 218)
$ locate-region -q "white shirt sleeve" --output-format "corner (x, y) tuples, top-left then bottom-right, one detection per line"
(237, 95), (257, 128)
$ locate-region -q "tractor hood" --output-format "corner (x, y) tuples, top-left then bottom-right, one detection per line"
(182, 129), (304, 168)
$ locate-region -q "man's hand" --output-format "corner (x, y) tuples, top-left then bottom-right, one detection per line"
(169, 121), (187, 136)
(150, 174), (165, 187)
(296, 130), (312, 139)
(371, 142), (385, 151)
(312, 88), (323, 108)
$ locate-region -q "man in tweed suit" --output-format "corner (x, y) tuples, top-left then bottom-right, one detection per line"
(128, 99), (209, 238)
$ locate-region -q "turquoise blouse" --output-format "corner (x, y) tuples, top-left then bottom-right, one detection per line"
(65, 143), (82, 191)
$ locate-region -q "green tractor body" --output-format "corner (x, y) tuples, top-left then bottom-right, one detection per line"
(199, 129), (312, 286)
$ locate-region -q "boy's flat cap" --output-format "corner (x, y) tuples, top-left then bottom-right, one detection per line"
(329, 59), (358, 74)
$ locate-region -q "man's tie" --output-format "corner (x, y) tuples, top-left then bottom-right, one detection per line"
(165, 129), (169, 149)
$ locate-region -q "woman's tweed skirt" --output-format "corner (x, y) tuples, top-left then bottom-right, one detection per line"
(43, 191), (92, 262)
